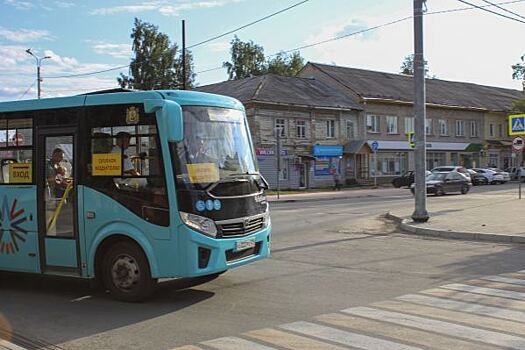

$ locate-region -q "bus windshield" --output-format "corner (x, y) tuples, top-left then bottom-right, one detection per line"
(171, 106), (259, 192)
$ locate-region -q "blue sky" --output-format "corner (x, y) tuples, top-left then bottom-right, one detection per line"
(1, 0), (525, 101)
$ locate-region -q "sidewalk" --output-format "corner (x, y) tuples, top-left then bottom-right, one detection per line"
(267, 186), (398, 203)
(387, 189), (525, 243)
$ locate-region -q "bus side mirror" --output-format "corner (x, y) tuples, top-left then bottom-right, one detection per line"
(144, 99), (184, 142)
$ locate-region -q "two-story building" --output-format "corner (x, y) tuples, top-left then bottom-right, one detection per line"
(197, 74), (366, 189)
(298, 63), (522, 181)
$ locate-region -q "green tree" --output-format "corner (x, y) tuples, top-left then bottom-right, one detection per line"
(266, 51), (304, 76)
(223, 36), (305, 80)
(512, 54), (525, 90)
(223, 36), (266, 80)
(400, 54), (429, 77)
(118, 18), (194, 90)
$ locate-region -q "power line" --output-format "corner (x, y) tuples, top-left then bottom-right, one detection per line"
(481, 0), (525, 19)
(427, 0), (524, 15)
(18, 80), (36, 100)
(456, 0), (525, 23)
(188, 0), (310, 49)
(44, 64), (130, 79)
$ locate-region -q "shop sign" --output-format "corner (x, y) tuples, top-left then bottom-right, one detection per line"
(256, 148), (288, 157)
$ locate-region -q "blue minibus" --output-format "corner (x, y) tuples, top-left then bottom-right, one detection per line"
(0, 89), (271, 301)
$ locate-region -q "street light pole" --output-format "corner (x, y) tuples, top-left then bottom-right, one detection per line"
(26, 49), (51, 99)
(411, 0), (429, 222)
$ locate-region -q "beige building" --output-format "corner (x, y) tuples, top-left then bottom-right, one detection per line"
(298, 63), (523, 182)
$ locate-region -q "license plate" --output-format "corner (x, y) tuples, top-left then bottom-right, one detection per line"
(235, 239), (255, 252)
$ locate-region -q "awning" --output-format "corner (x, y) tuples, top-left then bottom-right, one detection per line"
(344, 140), (372, 154)
(465, 143), (483, 152)
(366, 140), (482, 152)
(297, 154), (316, 160)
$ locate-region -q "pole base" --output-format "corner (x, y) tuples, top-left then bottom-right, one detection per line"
(411, 210), (430, 223)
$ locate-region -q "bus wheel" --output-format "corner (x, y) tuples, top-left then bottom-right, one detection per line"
(102, 241), (157, 302)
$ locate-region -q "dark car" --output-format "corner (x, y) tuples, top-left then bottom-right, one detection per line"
(411, 171), (471, 196)
(467, 169), (488, 186)
(392, 170), (431, 188)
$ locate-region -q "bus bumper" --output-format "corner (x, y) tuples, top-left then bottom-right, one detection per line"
(169, 224), (271, 277)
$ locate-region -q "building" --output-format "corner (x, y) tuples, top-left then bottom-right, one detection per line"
(298, 63), (523, 181)
(196, 74), (366, 189)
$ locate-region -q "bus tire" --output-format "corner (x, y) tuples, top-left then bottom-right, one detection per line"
(102, 241), (157, 302)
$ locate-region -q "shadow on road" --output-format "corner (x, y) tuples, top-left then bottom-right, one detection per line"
(0, 272), (216, 347)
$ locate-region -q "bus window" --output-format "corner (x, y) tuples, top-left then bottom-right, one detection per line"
(85, 105), (168, 226)
(0, 117), (33, 184)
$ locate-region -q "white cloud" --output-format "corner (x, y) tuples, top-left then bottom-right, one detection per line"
(88, 41), (132, 59)
(208, 42), (230, 52)
(91, 0), (244, 16)
(0, 27), (52, 42)
(53, 1), (75, 8)
(3, 0), (34, 10)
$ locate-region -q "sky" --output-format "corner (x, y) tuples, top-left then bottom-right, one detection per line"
(0, 0), (525, 102)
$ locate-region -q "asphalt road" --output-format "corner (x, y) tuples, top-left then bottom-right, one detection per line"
(1, 183), (524, 350)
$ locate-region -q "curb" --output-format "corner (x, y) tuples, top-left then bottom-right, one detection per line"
(386, 212), (525, 244)
(269, 194), (379, 204)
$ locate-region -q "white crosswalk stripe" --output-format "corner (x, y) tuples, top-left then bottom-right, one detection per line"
(397, 293), (525, 322)
(442, 283), (525, 300)
(481, 275), (525, 286)
(280, 321), (423, 350)
(343, 306), (525, 350)
(174, 271), (525, 350)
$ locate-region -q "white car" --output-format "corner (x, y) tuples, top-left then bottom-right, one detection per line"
(474, 168), (504, 184)
(431, 166), (470, 180)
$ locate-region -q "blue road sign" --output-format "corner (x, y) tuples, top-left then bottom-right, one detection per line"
(371, 141), (379, 152)
(509, 114), (525, 136)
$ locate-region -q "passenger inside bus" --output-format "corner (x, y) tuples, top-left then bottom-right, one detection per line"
(112, 131), (140, 176)
(46, 148), (69, 198)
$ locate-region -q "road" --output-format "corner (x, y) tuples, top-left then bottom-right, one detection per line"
(1, 184), (524, 349)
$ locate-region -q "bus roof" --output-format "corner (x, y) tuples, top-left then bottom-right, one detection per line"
(0, 89), (244, 113)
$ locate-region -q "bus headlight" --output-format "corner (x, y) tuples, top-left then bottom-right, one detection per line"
(180, 212), (217, 237)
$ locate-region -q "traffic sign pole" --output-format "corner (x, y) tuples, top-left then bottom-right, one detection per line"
(512, 136), (524, 199)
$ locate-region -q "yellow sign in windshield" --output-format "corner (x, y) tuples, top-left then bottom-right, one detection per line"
(187, 163), (219, 183)
(8, 163), (32, 183)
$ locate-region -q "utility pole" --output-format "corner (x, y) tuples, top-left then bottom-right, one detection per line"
(26, 49), (51, 99)
(182, 20), (186, 90)
(411, 0), (429, 222)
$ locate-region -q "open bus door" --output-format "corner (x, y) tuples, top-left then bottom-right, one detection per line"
(36, 127), (81, 275)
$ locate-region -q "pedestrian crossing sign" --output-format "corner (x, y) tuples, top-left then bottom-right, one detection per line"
(408, 131), (415, 148)
(509, 114), (525, 136)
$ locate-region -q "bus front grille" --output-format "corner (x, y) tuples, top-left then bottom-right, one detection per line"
(217, 215), (265, 237)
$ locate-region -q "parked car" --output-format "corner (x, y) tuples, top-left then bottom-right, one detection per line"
(392, 170), (431, 188)
(411, 171), (471, 196)
(431, 166), (470, 180)
(473, 168), (504, 184)
(491, 168), (510, 183)
(467, 169), (488, 186)
(505, 166), (525, 180)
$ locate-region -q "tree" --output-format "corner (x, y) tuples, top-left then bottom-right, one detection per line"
(223, 36), (266, 80)
(266, 51), (304, 76)
(512, 55), (525, 90)
(400, 54), (430, 77)
(118, 18), (194, 90)
(223, 36), (305, 80)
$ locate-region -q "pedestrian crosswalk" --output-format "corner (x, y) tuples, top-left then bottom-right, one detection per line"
(173, 270), (525, 350)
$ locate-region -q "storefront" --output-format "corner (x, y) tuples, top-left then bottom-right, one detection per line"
(312, 145), (343, 187)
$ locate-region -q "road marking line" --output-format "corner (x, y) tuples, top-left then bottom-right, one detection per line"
(343, 306), (525, 350)
(466, 279), (525, 292)
(0, 340), (28, 350)
(280, 321), (423, 350)
(482, 275), (525, 286)
(316, 313), (501, 350)
(246, 328), (350, 350)
(170, 346), (206, 350)
(442, 283), (525, 300)
(419, 288), (525, 310)
(201, 336), (278, 350)
(396, 293), (525, 322)
(374, 300), (525, 337)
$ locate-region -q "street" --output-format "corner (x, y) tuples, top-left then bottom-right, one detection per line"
(1, 184), (525, 349)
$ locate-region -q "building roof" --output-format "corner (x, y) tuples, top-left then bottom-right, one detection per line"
(303, 62), (524, 112)
(195, 74), (362, 111)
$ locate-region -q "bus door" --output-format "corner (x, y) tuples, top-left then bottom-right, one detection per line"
(36, 128), (80, 275)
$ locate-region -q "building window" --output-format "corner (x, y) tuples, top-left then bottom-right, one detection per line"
(296, 120), (306, 138)
(405, 117), (414, 134)
(470, 121), (479, 137)
(498, 124), (503, 138)
(367, 115), (380, 133)
(456, 120), (465, 136)
(489, 123), (495, 137)
(439, 119), (448, 136)
(386, 116), (398, 134)
(425, 118), (432, 135)
(275, 118), (286, 137)
(346, 120), (355, 139)
(371, 152), (407, 176)
(326, 120), (335, 138)
(488, 153), (499, 168)
(427, 152), (446, 170)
